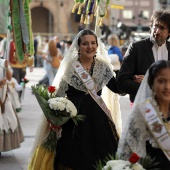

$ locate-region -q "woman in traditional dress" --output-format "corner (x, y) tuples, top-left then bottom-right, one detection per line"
(29, 29), (122, 170)
(118, 60), (170, 170)
(0, 58), (24, 154)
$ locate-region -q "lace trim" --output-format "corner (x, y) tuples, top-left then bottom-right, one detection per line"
(118, 100), (152, 160)
(57, 58), (114, 94)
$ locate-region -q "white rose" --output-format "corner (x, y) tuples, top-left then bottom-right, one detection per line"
(102, 160), (131, 170)
(57, 102), (65, 111)
(65, 100), (77, 117)
(48, 98), (65, 111)
(132, 163), (145, 170)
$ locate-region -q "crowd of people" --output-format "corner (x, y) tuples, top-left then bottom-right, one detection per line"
(1, 8), (170, 170)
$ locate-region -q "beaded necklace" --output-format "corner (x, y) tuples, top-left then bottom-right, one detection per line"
(152, 98), (170, 129)
(78, 58), (95, 75)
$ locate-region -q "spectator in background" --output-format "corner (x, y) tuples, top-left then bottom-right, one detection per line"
(65, 40), (72, 51)
(39, 39), (49, 86)
(100, 24), (111, 43)
(54, 36), (61, 49)
(42, 37), (63, 85)
(34, 37), (38, 67)
(9, 39), (34, 101)
(107, 34), (123, 77)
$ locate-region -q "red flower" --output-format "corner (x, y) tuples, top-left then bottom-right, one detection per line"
(48, 86), (56, 93)
(22, 77), (29, 83)
(129, 153), (140, 164)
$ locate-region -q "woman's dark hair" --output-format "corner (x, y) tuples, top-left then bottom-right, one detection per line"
(77, 29), (98, 46)
(148, 60), (170, 89)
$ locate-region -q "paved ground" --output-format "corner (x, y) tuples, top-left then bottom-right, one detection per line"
(0, 67), (131, 170)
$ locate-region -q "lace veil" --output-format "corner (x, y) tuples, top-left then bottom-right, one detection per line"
(117, 71), (153, 159)
(52, 29), (113, 88)
(29, 29), (122, 160)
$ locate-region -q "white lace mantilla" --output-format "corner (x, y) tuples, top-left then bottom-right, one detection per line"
(117, 97), (160, 160)
(56, 58), (114, 97)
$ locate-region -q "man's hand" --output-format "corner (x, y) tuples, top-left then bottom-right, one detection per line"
(133, 75), (144, 84)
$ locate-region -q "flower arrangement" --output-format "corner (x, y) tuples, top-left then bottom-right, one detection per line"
(95, 153), (160, 170)
(102, 153), (144, 170)
(31, 84), (85, 151)
(21, 77), (29, 84)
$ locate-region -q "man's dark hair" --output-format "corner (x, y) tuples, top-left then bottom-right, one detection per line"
(150, 9), (170, 31)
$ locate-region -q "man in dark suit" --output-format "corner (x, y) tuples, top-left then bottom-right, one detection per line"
(117, 9), (170, 103)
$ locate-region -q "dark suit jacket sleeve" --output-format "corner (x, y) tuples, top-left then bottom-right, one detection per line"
(117, 42), (140, 96)
(106, 76), (120, 93)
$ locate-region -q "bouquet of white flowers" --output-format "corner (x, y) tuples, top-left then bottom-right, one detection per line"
(95, 153), (160, 170)
(103, 160), (145, 170)
(32, 84), (85, 151)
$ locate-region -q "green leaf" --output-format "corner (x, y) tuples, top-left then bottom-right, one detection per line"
(41, 130), (57, 152)
(32, 85), (51, 120)
(139, 156), (161, 170)
(72, 115), (86, 125)
(94, 160), (103, 170)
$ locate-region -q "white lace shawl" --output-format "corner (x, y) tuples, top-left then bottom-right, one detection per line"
(117, 71), (159, 160)
(55, 58), (122, 136)
(56, 58), (114, 97)
(117, 99), (157, 159)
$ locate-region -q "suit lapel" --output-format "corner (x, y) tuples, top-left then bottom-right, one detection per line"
(144, 38), (154, 63)
(166, 41), (170, 60)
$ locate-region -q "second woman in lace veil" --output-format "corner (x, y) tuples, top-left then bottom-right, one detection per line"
(118, 60), (170, 170)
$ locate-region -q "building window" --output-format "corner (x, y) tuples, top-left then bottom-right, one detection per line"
(123, 10), (133, 19)
(142, 10), (149, 19)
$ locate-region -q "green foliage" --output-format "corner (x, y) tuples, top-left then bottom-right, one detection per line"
(139, 156), (161, 170)
(41, 130), (57, 152)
